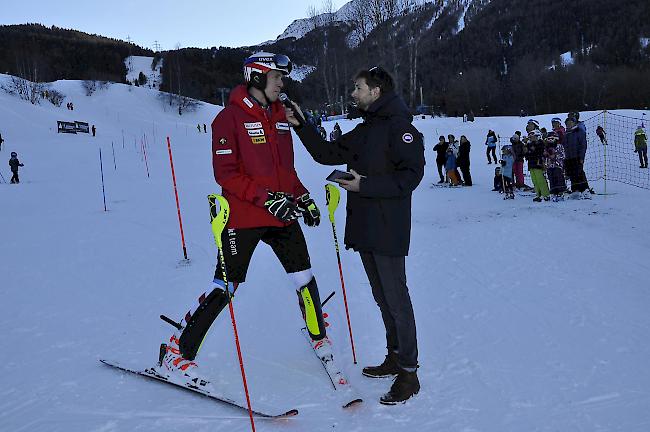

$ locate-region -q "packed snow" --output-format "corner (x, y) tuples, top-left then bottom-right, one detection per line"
(2, 74), (650, 432)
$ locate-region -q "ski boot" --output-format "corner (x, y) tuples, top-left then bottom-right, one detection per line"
(156, 333), (211, 391)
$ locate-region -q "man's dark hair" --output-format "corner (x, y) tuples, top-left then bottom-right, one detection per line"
(355, 66), (394, 93)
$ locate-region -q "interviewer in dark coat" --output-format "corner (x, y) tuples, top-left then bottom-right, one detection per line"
(286, 67), (424, 405)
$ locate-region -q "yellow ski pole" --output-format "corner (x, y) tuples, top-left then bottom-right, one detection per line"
(208, 194), (256, 432)
(325, 184), (357, 364)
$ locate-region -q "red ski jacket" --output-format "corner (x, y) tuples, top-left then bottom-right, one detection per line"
(211, 85), (308, 229)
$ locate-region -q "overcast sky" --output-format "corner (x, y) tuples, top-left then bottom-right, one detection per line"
(0, 0), (340, 50)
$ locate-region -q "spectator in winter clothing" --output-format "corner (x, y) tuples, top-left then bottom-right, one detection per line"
(433, 135), (448, 183)
(634, 126), (648, 168)
(524, 129), (550, 202)
(0, 133), (4, 151)
(499, 145), (515, 198)
(526, 119), (540, 134)
(596, 125), (607, 145)
(485, 130), (498, 164)
(457, 135), (472, 186)
(551, 117), (566, 147)
(492, 166), (503, 192)
(317, 125), (327, 140)
(563, 116), (590, 198)
(543, 131), (567, 200)
(510, 133), (528, 190)
(329, 122), (342, 142)
(446, 135), (461, 186)
(91, 125), (96, 137)
(289, 66), (424, 405)
(9, 151), (24, 184)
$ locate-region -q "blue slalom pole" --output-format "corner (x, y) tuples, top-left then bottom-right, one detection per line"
(111, 141), (117, 170)
(99, 148), (107, 211)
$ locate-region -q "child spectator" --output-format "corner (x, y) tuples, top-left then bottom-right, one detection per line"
(551, 117), (566, 146)
(510, 133), (528, 190)
(543, 131), (567, 201)
(524, 130), (550, 202)
(526, 119), (540, 134)
(433, 135), (448, 183)
(446, 135), (461, 186)
(9, 151), (24, 184)
(492, 166), (503, 192)
(499, 145), (515, 199)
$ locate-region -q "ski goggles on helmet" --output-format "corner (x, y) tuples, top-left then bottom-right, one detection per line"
(243, 52), (292, 77)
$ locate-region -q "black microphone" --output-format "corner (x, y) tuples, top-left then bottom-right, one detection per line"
(279, 93), (304, 127)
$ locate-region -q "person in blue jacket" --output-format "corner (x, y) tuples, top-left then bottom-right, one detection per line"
(485, 130), (498, 164)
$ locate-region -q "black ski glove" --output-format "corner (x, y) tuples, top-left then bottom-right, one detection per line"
(264, 191), (301, 223)
(297, 193), (320, 227)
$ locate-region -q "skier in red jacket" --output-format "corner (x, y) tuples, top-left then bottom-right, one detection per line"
(157, 52), (333, 389)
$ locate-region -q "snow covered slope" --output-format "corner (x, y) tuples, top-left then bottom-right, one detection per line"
(126, 55), (163, 89)
(1, 75), (650, 431)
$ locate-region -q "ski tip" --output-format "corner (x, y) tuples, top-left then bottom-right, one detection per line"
(278, 409), (299, 418)
(342, 398), (363, 409)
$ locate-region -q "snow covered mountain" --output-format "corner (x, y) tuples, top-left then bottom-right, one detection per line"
(2, 73), (650, 431)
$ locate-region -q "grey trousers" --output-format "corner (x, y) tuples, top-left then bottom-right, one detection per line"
(360, 252), (418, 369)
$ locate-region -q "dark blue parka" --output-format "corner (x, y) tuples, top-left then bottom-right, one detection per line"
(296, 91), (425, 256)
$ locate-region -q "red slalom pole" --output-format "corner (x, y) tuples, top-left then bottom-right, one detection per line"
(227, 283), (256, 431)
(167, 137), (188, 261)
(209, 195), (255, 431)
(142, 137), (150, 178)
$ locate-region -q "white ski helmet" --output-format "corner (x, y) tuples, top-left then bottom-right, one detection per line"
(243, 52), (292, 90)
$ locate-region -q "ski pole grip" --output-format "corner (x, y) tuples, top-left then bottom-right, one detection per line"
(325, 184), (340, 223)
(208, 194), (230, 249)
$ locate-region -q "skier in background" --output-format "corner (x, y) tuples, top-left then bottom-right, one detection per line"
(203, 123), (207, 133)
(92, 125), (96, 137)
(635, 126), (648, 168)
(9, 151), (24, 184)
(157, 52), (336, 390)
(0, 132), (4, 151)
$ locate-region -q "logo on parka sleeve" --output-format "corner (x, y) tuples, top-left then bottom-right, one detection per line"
(402, 133), (414, 143)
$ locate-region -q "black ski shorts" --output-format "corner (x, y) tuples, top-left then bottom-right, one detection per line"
(213, 222), (311, 283)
